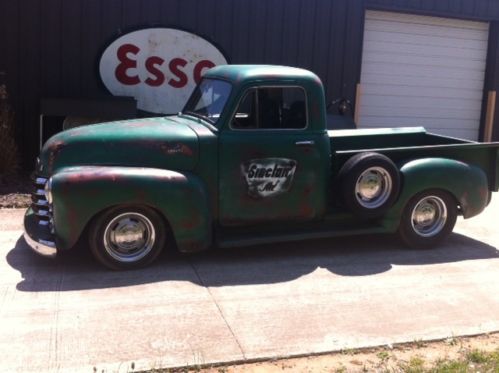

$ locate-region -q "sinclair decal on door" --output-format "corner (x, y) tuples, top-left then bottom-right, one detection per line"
(99, 28), (228, 114)
(242, 158), (298, 198)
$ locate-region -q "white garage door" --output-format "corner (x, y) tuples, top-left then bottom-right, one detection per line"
(359, 10), (489, 140)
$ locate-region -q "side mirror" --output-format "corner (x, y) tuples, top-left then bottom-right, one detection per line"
(327, 98), (352, 116)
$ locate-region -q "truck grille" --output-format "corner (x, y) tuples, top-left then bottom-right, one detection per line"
(31, 175), (52, 227)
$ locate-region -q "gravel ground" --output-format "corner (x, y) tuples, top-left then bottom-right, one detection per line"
(0, 173), (32, 208)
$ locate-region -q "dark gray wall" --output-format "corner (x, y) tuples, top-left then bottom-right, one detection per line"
(366, 0), (499, 20)
(3, 0), (499, 169)
(0, 0), (365, 167)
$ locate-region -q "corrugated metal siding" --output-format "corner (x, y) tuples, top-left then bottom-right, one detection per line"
(4, 0), (499, 167)
(366, 0), (499, 21)
(0, 0), (365, 167)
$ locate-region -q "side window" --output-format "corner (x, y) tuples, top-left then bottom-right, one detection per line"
(232, 89), (258, 129)
(282, 88), (307, 129)
(232, 87), (307, 130)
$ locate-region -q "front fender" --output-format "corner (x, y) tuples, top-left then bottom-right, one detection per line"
(51, 166), (211, 252)
(387, 158), (489, 222)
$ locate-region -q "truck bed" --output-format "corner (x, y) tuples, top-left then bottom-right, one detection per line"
(329, 127), (469, 150)
(329, 127), (499, 191)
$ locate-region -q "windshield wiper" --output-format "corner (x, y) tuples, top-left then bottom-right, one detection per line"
(183, 111), (215, 124)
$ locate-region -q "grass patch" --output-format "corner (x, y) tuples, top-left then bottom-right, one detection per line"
(466, 349), (489, 364)
(140, 344), (499, 373)
(433, 359), (468, 373)
(403, 356), (426, 373)
(377, 350), (391, 362)
(423, 348), (498, 373)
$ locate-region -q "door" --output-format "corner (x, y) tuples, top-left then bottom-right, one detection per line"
(359, 10), (489, 140)
(219, 85), (327, 226)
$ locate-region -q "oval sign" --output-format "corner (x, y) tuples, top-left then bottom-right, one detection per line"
(99, 28), (228, 114)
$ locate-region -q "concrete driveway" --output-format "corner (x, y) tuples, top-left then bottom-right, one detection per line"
(1, 201), (499, 372)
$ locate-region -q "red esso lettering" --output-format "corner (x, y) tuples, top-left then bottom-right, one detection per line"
(144, 56), (165, 86)
(168, 58), (188, 88)
(114, 44), (215, 88)
(194, 60), (216, 84)
(115, 44), (141, 85)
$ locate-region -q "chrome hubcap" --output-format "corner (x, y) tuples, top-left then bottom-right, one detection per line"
(355, 167), (392, 209)
(411, 196), (447, 237)
(103, 212), (155, 263)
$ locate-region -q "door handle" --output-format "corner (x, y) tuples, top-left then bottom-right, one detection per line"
(295, 140), (315, 146)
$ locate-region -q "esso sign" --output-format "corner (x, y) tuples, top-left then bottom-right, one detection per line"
(99, 28), (228, 114)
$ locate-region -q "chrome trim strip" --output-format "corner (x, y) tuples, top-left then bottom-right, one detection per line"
(34, 199), (49, 207)
(23, 232), (57, 258)
(39, 238), (56, 247)
(35, 209), (50, 217)
(35, 177), (47, 185)
(295, 140), (315, 146)
(35, 189), (46, 196)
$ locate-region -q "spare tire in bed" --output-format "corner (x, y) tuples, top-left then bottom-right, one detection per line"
(338, 152), (400, 219)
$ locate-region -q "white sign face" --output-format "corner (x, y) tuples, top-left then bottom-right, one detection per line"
(99, 28), (228, 114)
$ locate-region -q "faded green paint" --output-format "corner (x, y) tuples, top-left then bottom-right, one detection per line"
(394, 158), (489, 218)
(219, 129), (330, 225)
(40, 117), (200, 175)
(25, 65), (499, 255)
(51, 166), (211, 252)
(204, 65), (327, 133)
(211, 65), (330, 225)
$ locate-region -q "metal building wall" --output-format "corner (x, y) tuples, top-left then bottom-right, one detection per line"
(0, 0), (365, 167)
(366, 0), (499, 20)
(4, 0), (499, 168)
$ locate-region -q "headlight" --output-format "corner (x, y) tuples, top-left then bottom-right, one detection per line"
(44, 177), (53, 204)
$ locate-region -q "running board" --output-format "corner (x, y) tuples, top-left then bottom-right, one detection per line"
(216, 225), (389, 249)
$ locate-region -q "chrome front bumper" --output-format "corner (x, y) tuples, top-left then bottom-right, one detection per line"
(23, 207), (57, 258)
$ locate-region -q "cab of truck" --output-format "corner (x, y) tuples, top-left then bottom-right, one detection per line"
(188, 65), (331, 225)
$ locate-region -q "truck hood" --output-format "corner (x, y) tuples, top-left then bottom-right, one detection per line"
(39, 116), (203, 175)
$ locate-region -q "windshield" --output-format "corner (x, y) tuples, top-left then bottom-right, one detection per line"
(183, 78), (232, 125)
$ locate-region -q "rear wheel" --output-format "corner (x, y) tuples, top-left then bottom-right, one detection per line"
(398, 190), (457, 249)
(88, 205), (166, 270)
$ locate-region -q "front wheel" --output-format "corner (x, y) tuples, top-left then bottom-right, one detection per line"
(398, 190), (458, 249)
(88, 205), (166, 270)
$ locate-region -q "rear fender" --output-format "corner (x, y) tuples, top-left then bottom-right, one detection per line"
(51, 166), (211, 252)
(388, 158), (489, 221)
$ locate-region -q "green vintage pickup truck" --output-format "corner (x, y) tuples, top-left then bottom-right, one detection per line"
(25, 65), (499, 269)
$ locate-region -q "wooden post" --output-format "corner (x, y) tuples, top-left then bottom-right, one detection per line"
(354, 83), (362, 127)
(484, 90), (496, 142)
